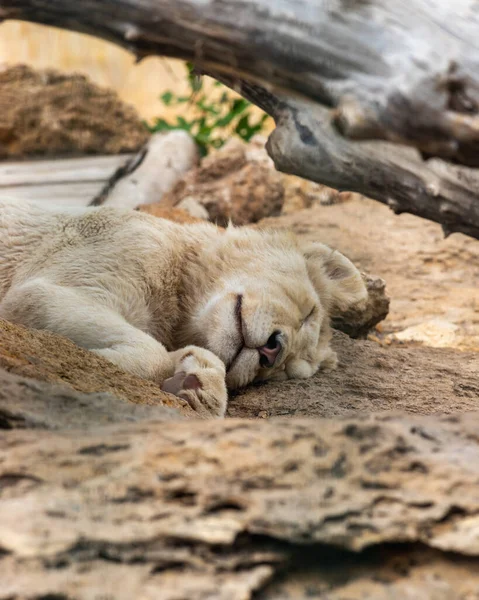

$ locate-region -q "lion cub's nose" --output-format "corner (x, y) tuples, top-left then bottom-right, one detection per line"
(258, 332), (282, 368)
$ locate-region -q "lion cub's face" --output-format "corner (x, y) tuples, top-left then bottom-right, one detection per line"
(190, 229), (367, 390)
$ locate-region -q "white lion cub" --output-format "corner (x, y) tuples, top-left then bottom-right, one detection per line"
(0, 198), (367, 417)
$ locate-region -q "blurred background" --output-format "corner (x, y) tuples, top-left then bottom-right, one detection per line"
(0, 21), (188, 121)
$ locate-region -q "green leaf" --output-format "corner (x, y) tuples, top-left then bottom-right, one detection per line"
(194, 139), (208, 157)
(186, 62), (203, 93)
(196, 99), (221, 115)
(176, 116), (193, 131)
(231, 98), (249, 114)
(211, 138), (225, 149)
(148, 118), (176, 133)
(160, 91), (174, 105)
(195, 132), (212, 144)
(214, 112), (237, 128)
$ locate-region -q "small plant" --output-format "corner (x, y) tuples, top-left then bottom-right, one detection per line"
(147, 64), (270, 156)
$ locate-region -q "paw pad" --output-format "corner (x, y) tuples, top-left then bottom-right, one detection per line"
(161, 371), (202, 396)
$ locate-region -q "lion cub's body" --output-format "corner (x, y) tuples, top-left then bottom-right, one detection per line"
(0, 198), (367, 417)
(1, 200), (199, 349)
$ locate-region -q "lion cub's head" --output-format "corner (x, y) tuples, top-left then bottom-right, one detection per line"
(187, 226), (368, 389)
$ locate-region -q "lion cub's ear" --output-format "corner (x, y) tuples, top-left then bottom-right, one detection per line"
(301, 242), (368, 317)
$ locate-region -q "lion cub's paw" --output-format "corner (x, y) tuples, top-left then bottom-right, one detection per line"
(162, 346), (227, 418)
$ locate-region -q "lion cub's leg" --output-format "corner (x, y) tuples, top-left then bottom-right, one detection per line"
(0, 278), (227, 417)
(161, 347), (227, 418)
(0, 278), (175, 381)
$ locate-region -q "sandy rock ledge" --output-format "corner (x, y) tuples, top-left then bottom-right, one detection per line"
(3, 414), (479, 599)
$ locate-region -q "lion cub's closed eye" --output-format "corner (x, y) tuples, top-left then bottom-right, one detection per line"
(0, 199), (368, 417)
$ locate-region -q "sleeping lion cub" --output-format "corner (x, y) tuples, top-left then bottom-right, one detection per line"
(0, 198), (367, 417)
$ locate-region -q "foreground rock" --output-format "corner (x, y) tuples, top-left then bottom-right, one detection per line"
(3, 414), (479, 599)
(0, 65), (148, 158)
(0, 369), (182, 430)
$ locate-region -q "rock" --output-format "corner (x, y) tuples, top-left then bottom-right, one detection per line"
(158, 139), (285, 225)
(281, 176), (347, 213)
(332, 274), (390, 338)
(389, 319), (462, 348)
(3, 413), (479, 598)
(0, 318), (195, 417)
(0, 65), (149, 158)
(98, 131), (199, 209)
(137, 204), (206, 223)
(0, 368), (182, 430)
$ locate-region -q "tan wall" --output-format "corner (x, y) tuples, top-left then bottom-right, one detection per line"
(0, 21), (190, 121)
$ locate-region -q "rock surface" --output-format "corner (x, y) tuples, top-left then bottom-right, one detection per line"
(0, 65), (149, 158)
(332, 274), (390, 338)
(158, 139), (285, 225)
(3, 413), (479, 599)
(229, 330), (479, 419)
(0, 369), (182, 430)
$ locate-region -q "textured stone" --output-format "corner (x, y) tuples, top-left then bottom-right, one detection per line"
(0, 368), (182, 430)
(332, 274), (390, 338)
(159, 139), (285, 225)
(3, 414), (479, 599)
